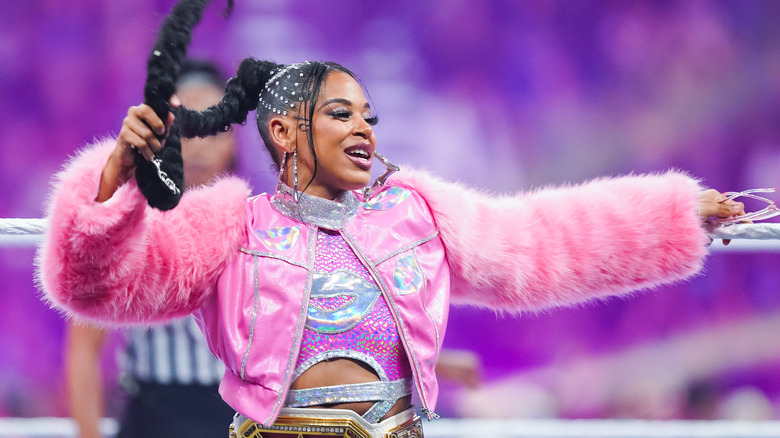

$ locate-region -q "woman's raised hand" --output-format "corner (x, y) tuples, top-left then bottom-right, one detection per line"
(116, 96), (180, 167)
(97, 97), (179, 202)
(116, 104), (172, 163)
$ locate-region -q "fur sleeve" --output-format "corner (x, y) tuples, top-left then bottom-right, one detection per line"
(36, 140), (250, 326)
(394, 169), (711, 311)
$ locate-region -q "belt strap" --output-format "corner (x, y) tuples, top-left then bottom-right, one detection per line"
(286, 377), (412, 407)
(285, 378), (413, 423)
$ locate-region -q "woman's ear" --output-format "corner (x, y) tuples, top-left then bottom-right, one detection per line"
(268, 116), (297, 153)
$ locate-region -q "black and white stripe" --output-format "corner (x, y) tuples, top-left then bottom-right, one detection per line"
(121, 316), (224, 385)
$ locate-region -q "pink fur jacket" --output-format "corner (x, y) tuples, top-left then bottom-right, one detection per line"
(37, 141), (710, 326)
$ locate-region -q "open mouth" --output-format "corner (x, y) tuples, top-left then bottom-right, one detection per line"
(344, 145), (373, 170)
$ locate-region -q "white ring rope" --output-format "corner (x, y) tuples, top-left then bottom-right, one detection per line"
(710, 223), (780, 240)
(707, 223), (780, 251)
(424, 418), (780, 437)
(3, 219), (780, 250)
(1, 417), (780, 438)
(0, 418), (117, 437)
(0, 218), (48, 246)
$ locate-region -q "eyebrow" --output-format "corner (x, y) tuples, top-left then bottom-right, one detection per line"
(319, 98), (371, 111)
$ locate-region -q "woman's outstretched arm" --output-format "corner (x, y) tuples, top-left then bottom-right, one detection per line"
(396, 169), (740, 311)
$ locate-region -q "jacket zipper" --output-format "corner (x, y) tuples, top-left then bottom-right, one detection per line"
(340, 230), (438, 420)
(414, 247), (441, 365)
(267, 225), (318, 424)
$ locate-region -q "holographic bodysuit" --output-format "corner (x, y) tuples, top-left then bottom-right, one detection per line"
(284, 229), (413, 423)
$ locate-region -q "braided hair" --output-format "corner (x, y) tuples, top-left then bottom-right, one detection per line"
(177, 60), (359, 184)
(137, 0), (360, 209)
(134, 0), (232, 210)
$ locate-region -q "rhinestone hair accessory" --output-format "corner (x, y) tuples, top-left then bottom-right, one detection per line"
(257, 61), (312, 116)
(261, 61), (401, 202)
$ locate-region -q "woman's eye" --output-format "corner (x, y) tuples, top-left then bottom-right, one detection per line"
(364, 115), (379, 126)
(329, 110), (352, 119)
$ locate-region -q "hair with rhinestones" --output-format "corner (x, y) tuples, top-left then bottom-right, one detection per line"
(175, 59), (361, 190)
(145, 0), (363, 197)
(178, 61), (359, 161)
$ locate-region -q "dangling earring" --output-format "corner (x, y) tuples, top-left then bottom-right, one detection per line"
(292, 149), (300, 202)
(275, 151), (287, 195)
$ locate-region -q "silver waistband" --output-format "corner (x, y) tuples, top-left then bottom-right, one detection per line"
(285, 377), (413, 423)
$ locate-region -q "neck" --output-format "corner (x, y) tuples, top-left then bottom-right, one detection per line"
(282, 174), (342, 201)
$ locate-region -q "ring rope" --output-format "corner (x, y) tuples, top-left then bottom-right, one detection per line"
(1, 417), (780, 438)
(4, 219), (780, 249)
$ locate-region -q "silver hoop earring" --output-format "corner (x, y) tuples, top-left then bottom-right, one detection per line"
(363, 152), (400, 199)
(293, 150), (300, 202)
(275, 151), (287, 195)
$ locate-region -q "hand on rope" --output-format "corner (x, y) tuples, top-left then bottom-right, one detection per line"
(698, 189), (746, 222)
(699, 187), (780, 246)
(698, 189), (746, 246)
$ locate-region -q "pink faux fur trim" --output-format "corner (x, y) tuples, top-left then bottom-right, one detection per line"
(36, 140), (251, 327)
(393, 169), (710, 311)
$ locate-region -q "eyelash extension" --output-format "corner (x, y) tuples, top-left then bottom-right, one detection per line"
(328, 110), (379, 126)
(328, 109), (352, 119)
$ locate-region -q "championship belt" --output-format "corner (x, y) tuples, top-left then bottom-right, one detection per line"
(230, 407), (423, 438)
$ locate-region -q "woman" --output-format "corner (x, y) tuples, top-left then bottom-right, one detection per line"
(37, 1), (745, 437)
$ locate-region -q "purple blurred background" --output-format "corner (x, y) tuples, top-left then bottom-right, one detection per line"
(3, 0), (780, 420)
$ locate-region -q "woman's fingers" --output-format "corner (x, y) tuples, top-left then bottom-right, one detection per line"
(717, 199), (744, 219)
(697, 189), (721, 218)
(122, 130), (157, 161)
(698, 189), (747, 220)
(117, 104), (169, 162)
(126, 116), (163, 149)
(131, 104), (167, 137)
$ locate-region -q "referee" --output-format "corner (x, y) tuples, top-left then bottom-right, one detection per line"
(65, 60), (237, 438)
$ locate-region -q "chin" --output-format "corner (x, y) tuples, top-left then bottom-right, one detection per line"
(340, 176), (371, 193)
(344, 181), (370, 192)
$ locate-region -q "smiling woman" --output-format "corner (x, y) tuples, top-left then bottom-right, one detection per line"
(34, 0), (748, 437)
(267, 69), (379, 200)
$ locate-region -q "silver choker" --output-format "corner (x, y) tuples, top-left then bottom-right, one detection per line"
(270, 184), (359, 230)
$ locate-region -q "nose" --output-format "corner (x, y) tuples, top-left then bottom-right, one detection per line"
(353, 117), (373, 139)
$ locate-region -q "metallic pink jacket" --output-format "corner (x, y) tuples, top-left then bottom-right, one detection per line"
(38, 141), (711, 425)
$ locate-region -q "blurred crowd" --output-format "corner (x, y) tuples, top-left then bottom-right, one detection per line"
(3, 0), (780, 421)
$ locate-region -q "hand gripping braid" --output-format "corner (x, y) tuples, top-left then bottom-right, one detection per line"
(133, 0), (233, 210)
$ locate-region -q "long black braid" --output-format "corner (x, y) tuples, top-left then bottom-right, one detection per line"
(134, 0), (232, 210)
(175, 58), (279, 139)
(174, 58), (361, 190)
(138, 0), (363, 210)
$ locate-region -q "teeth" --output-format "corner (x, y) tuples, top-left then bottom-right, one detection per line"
(349, 150), (369, 159)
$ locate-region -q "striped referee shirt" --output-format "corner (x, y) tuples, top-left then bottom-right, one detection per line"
(120, 315), (225, 385)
